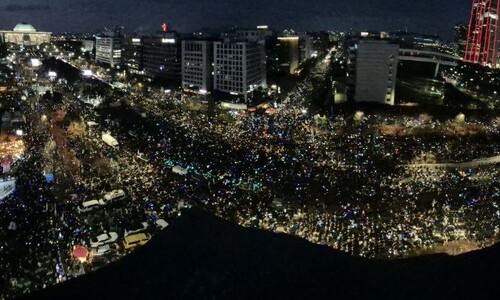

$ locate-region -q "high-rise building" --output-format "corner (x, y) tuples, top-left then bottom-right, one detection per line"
(454, 23), (468, 58)
(95, 30), (123, 67)
(123, 37), (143, 75)
(213, 40), (266, 102)
(182, 40), (213, 94)
(355, 40), (399, 106)
(142, 32), (182, 81)
(464, 0), (500, 68)
(298, 34), (313, 63)
(277, 36), (300, 74)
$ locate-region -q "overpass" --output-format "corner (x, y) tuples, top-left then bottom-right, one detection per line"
(398, 49), (461, 78)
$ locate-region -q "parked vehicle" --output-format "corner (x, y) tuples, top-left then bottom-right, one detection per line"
(90, 232), (119, 248)
(155, 219), (169, 230)
(123, 233), (151, 250)
(91, 243), (117, 256)
(77, 199), (105, 213)
(124, 222), (149, 237)
(104, 189), (125, 202)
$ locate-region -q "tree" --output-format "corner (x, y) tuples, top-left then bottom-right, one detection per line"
(67, 122), (86, 140)
(0, 43), (8, 58)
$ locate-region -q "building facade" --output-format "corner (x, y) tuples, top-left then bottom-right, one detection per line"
(0, 23), (51, 47)
(235, 26), (273, 42)
(95, 31), (123, 67)
(142, 33), (182, 81)
(213, 40), (266, 101)
(182, 40), (213, 93)
(454, 23), (469, 58)
(82, 40), (95, 53)
(277, 36), (300, 74)
(354, 40), (399, 106)
(123, 37), (144, 75)
(464, 0), (500, 68)
(298, 34), (313, 63)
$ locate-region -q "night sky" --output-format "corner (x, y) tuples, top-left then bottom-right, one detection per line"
(0, 0), (471, 39)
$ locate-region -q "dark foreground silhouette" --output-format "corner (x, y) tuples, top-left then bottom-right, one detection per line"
(23, 208), (499, 300)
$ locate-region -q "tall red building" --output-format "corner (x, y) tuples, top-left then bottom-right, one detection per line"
(464, 0), (500, 68)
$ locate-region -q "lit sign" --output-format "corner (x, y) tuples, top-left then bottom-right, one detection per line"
(132, 38), (141, 43)
(82, 70), (92, 76)
(161, 38), (176, 44)
(257, 25), (268, 29)
(162, 23), (168, 32)
(48, 71), (57, 77)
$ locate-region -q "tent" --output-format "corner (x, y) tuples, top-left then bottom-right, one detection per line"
(72, 246), (89, 263)
(102, 134), (118, 147)
(172, 166), (188, 176)
(221, 102), (248, 110)
(45, 173), (55, 184)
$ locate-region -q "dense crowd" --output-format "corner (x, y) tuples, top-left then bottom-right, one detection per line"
(0, 52), (499, 299)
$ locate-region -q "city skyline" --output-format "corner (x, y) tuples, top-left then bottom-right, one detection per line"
(0, 1), (499, 299)
(0, 0), (470, 39)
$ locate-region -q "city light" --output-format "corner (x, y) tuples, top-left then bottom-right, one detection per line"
(30, 58), (41, 67)
(277, 36), (299, 41)
(0, 4), (499, 300)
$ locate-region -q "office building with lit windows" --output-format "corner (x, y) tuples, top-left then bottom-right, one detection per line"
(124, 37), (144, 75)
(182, 40), (213, 94)
(142, 32), (182, 81)
(277, 36), (300, 74)
(213, 40), (266, 101)
(95, 31), (123, 67)
(464, 0), (500, 68)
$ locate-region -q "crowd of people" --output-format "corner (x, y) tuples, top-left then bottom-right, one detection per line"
(127, 90), (500, 260)
(0, 51), (499, 299)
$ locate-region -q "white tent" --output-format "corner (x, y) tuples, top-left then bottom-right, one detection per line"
(102, 133), (118, 147)
(220, 102), (247, 110)
(172, 166), (188, 175)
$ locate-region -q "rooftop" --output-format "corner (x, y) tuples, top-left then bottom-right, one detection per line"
(13, 23), (36, 33)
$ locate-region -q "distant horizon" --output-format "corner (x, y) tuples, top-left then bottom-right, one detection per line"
(0, 22), (462, 41)
(0, 0), (470, 40)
